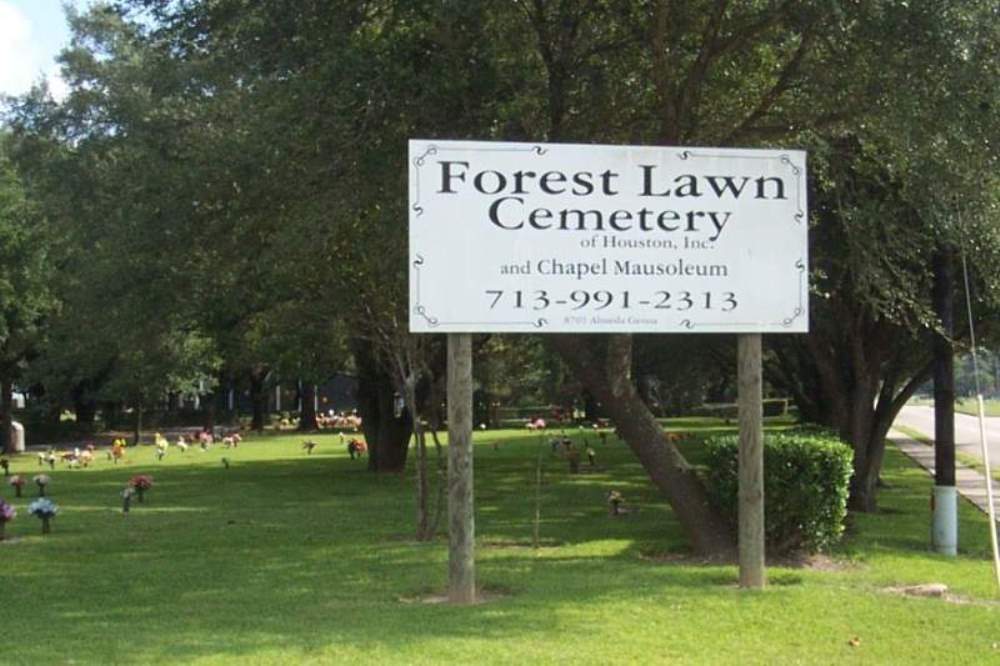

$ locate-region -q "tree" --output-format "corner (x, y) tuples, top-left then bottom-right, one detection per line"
(0, 135), (54, 453)
(766, 3), (1000, 510)
(12, 0), (995, 544)
(4, 6), (226, 432)
(509, 0), (1000, 520)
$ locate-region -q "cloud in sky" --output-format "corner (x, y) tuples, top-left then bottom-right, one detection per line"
(0, 1), (38, 95)
(0, 0), (77, 101)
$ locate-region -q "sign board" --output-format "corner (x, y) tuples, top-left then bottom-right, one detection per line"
(409, 140), (807, 333)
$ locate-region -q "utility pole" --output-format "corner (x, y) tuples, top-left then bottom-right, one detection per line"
(932, 248), (957, 556)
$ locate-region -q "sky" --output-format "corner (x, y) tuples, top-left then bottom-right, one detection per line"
(0, 0), (90, 101)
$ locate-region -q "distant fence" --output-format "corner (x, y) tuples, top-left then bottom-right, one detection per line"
(689, 399), (791, 420)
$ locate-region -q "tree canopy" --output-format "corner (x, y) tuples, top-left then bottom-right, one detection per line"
(2, 0), (998, 548)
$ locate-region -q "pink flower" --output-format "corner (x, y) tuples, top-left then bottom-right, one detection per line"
(526, 418), (547, 430)
(0, 500), (15, 523)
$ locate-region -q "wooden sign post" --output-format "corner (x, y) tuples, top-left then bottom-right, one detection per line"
(447, 333), (476, 603)
(738, 334), (765, 588)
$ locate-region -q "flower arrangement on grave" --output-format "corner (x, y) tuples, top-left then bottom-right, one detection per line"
(128, 475), (154, 503)
(607, 490), (625, 516)
(155, 433), (169, 460)
(526, 418), (547, 431)
(0, 499), (15, 540)
(346, 439), (366, 459)
(33, 474), (51, 497)
(28, 498), (58, 534)
(9, 474), (25, 497)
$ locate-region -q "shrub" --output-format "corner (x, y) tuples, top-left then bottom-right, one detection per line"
(703, 431), (853, 554)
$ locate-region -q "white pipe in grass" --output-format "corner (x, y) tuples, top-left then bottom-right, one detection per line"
(932, 486), (958, 556)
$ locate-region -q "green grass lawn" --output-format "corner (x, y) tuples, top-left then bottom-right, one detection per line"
(1, 423), (998, 665)
(955, 398), (1000, 418)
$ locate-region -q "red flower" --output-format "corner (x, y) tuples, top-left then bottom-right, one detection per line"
(129, 475), (154, 490)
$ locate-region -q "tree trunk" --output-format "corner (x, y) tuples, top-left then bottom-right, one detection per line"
(102, 401), (121, 429)
(847, 427), (880, 513)
(203, 391), (216, 430)
(403, 376), (431, 540)
(772, 313), (933, 513)
(133, 403), (143, 446)
(582, 389), (599, 421)
(933, 248), (955, 487)
(0, 378), (12, 455)
(72, 380), (97, 430)
(249, 367), (269, 432)
(299, 382), (319, 431)
(352, 338), (411, 473)
(74, 399), (97, 430)
(551, 334), (735, 556)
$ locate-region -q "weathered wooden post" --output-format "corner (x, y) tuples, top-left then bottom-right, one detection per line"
(447, 333), (475, 603)
(738, 334), (765, 588)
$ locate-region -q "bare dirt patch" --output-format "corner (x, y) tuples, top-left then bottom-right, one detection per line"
(398, 585), (511, 606)
(881, 583), (1000, 607)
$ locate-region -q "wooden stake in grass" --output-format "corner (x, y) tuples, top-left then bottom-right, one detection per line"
(121, 487), (134, 515)
(534, 435), (544, 550)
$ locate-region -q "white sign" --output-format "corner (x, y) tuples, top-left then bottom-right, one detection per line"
(409, 140), (807, 333)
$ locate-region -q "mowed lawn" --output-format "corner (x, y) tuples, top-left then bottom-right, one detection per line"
(1, 422), (998, 665)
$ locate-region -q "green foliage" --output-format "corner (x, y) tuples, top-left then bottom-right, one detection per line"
(0, 134), (55, 397)
(704, 431), (853, 553)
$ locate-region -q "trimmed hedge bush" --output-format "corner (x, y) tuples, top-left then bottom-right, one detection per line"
(703, 431), (853, 554)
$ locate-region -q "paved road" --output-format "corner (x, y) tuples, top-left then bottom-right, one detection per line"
(894, 405), (1000, 466)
